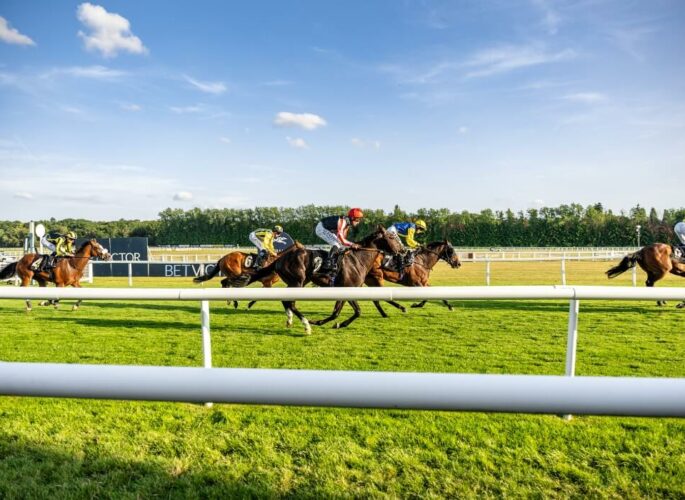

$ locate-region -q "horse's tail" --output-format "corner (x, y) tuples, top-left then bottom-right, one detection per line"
(606, 251), (640, 279)
(0, 262), (17, 279)
(193, 259), (222, 283)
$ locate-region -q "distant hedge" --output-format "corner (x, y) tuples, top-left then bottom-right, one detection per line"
(1, 203), (682, 247)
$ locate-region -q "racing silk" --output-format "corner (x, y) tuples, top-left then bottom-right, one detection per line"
(390, 222), (420, 248)
(251, 229), (277, 255)
(320, 215), (354, 247)
(47, 236), (74, 256)
(273, 232), (295, 253)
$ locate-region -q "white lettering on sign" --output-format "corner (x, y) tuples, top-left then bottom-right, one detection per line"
(111, 252), (142, 261)
(164, 265), (174, 277)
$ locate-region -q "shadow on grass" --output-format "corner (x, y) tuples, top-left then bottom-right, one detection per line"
(0, 437), (280, 498)
(452, 300), (675, 315)
(42, 316), (198, 331)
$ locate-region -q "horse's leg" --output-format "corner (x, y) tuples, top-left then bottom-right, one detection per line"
(646, 273), (667, 306)
(71, 282), (82, 311)
(335, 300), (361, 329)
(373, 301), (388, 318)
(247, 300), (257, 309)
(411, 300), (427, 309)
(22, 275), (33, 312)
(283, 300), (311, 335)
(442, 299), (454, 311)
(311, 300), (345, 326)
(385, 300), (406, 313)
(667, 267), (685, 308)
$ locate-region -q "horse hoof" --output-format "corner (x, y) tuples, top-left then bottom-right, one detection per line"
(400, 307), (407, 313)
(72, 305), (79, 311)
(333, 323), (341, 329)
(676, 302), (685, 309)
(39, 301), (48, 307)
(447, 306), (454, 312)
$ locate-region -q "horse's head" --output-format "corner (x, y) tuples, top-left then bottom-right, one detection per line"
(359, 225), (403, 255)
(428, 240), (461, 268)
(87, 239), (112, 261)
(442, 240), (461, 268)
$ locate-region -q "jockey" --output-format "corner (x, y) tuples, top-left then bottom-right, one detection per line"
(315, 208), (364, 273)
(39, 231), (76, 272)
(387, 220), (427, 268)
(248, 225), (293, 269)
(674, 221), (685, 255)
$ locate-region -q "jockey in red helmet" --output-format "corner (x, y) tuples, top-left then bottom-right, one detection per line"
(315, 208), (364, 274)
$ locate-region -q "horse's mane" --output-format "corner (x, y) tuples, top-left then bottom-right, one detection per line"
(75, 239), (94, 253)
(357, 228), (384, 246)
(425, 240), (450, 250)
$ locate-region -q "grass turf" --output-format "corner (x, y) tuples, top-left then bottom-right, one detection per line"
(0, 261), (684, 498)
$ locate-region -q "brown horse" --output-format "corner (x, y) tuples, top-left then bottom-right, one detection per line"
(367, 240), (462, 316)
(193, 251), (280, 308)
(248, 226), (403, 333)
(606, 243), (685, 306)
(0, 239), (111, 311)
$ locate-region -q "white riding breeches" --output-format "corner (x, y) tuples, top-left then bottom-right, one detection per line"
(40, 236), (56, 253)
(386, 226), (405, 249)
(248, 232), (266, 252)
(675, 222), (685, 244)
(315, 222), (342, 249)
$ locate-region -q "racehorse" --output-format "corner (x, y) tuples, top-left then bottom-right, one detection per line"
(367, 240), (461, 317)
(606, 243), (685, 307)
(0, 239), (111, 311)
(193, 250), (280, 309)
(248, 226), (403, 334)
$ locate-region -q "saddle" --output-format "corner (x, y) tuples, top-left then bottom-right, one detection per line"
(381, 250), (416, 273)
(673, 246), (685, 263)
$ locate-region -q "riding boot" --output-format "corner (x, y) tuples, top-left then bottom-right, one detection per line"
(321, 247), (340, 274)
(254, 250), (268, 269)
(394, 254), (404, 272)
(405, 250), (415, 267)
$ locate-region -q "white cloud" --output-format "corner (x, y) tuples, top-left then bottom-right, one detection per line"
(45, 65), (126, 80)
(464, 44), (576, 78)
(184, 75), (227, 95)
(350, 138), (380, 149)
(121, 103), (141, 111)
(0, 16), (35, 46)
(563, 92), (606, 104)
(76, 3), (147, 58)
(219, 137), (232, 144)
(286, 136), (309, 149)
(169, 105), (204, 114)
(274, 112), (327, 130)
(173, 191), (193, 201)
(14, 192), (33, 199)
(60, 105), (85, 115)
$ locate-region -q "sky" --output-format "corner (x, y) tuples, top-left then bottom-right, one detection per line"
(1, 0), (684, 221)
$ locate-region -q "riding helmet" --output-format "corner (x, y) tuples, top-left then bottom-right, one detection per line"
(348, 208), (364, 219)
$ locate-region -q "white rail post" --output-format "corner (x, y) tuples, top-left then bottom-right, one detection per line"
(485, 258), (491, 286)
(564, 298), (580, 421)
(128, 262), (133, 287)
(201, 299), (213, 408)
(632, 266), (637, 287)
(561, 257), (567, 286)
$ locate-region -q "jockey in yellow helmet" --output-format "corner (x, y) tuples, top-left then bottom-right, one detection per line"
(387, 220), (427, 269)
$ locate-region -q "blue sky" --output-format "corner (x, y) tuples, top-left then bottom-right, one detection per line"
(1, 0), (684, 220)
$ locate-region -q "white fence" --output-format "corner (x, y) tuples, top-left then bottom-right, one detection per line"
(1, 286), (684, 417)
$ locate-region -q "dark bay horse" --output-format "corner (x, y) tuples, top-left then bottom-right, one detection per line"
(248, 226), (403, 333)
(193, 250), (280, 309)
(0, 239), (111, 311)
(367, 240), (461, 316)
(606, 243), (685, 306)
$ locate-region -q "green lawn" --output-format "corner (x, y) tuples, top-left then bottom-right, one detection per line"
(0, 261), (684, 498)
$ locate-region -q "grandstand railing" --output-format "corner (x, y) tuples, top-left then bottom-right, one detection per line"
(0, 286), (684, 418)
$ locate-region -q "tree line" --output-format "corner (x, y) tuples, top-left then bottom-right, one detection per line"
(1, 203), (683, 248)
